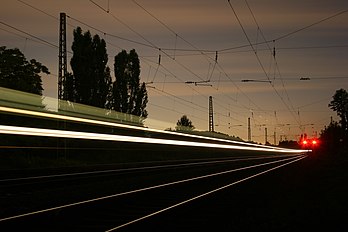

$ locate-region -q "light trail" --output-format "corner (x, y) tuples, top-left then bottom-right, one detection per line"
(0, 125), (309, 153)
(105, 155), (306, 231)
(0, 155), (296, 183)
(0, 155), (303, 222)
(0, 106), (304, 151)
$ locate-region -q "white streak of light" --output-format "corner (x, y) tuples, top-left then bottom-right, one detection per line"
(0, 106), (304, 152)
(0, 125), (309, 153)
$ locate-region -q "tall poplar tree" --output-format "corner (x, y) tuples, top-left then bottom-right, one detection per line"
(110, 49), (148, 118)
(69, 27), (111, 108)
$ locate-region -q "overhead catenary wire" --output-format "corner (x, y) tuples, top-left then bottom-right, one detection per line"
(89, 0), (162, 52)
(7, 1), (213, 126)
(243, 0), (299, 124)
(142, 57), (251, 125)
(88, 0), (216, 88)
(275, 9), (348, 41)
(12, 0), (265, 125)
(130, 0), (269, 119)
(17, 0), (347, 55)
(130, 0), (227, 93)
(16, 0), (58, 20)
(66, 15), (157, 50)
(227, 0), (302, 127)
(146, 58), (251, 128)
(0, 21), (58, 49)
(3, 0), (343, 140)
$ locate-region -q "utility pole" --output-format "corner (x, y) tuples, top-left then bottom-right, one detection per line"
(265, 127), (268, 144)
(58, 12), (67, 160)
(209, 96), (214, 132)
(248, 117), (251, 141)
(58, 12), (67, 101)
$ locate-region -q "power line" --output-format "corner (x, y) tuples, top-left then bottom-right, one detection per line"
(16, 0), (348, 55)
(130, 0), (271, 121)
(66, 15), (156, 50)
(16, 0), (58, 20)
(146, 58), (256, 128)
(218, 8), (348, 53)
(298, 97), (331, 109)
(142, 57), (247, 125)
(275, 9), (348, 41)
(149, 87), (207, 113)
(88, 1), (252, 120)
(16, 0), (77, 29)
(89, 0), (212, 91)
(0, 21), (58, 49)
(65, 14), (215, 121)
(131, 0), (246, 118)
(5, 1), (342, 139)
(219, 44), (348, 55)
(0, 26), (33, 45)
(95, 0), (216, 86)
(278, 44), (348, 50)
(131, 0), (216, 59)
(244, 0), (296, 115)
(89, 0), (160, 50)
(227, 0), (301, 127)
(13, 0), (248, 126)
(8, 0), (215, 128)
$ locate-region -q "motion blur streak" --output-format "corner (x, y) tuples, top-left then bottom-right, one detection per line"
(0, 125), (309, 153)
(0, 106), (300, 150)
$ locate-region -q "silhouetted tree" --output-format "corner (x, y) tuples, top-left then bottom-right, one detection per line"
(320, 121), (346, 155)
(329, 89), (348, 132)
(69, 27), (112, 108)
(110, 49), (148, 118)
(0, 46), (49, 95)
(61, 72), (76, 102)
(176, 115), (195, 131)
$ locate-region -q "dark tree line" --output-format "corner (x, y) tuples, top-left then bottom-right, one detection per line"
(63, 27), (148, 118)
(110, 50), (148, 118)
(328, 89), (348, 132)
(320, 88), (348, 155)
(0, 46), (49, 95)
(0, 27), (148, 119)
(68, 27), (112, 108)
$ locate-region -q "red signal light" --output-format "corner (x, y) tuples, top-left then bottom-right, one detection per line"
(300, 138), (319, 150)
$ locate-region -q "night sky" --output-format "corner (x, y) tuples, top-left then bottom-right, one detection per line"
(1, 0), (347, 143)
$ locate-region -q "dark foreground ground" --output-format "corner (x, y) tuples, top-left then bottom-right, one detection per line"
(124, 151), (348, 232)
(1, 150), (347, 231)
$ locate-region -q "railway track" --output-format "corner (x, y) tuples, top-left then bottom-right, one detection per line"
(0, 154), (305, 231)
